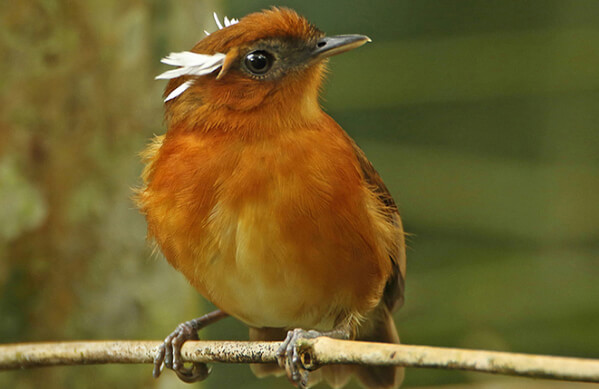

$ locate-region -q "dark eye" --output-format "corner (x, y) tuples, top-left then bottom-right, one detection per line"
(244, 50), (273, 75)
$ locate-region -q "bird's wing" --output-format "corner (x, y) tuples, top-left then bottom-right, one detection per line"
(348, 138), (406, 312)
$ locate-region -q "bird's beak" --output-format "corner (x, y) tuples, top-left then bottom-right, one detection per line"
(310, 34), (371, 61)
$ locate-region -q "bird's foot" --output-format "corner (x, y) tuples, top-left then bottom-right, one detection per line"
(153, 310), (228, 383)
(153, 318), (209, 383)
(277, 328), (322, 388)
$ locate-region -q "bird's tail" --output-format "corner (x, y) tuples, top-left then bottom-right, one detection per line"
(249, 306), (404, 389)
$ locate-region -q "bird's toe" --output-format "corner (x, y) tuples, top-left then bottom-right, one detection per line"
(277, 328), (320, 388)
(153, 320), (209, 383)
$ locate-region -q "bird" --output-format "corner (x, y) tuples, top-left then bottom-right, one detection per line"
(136, 7), (406, 389)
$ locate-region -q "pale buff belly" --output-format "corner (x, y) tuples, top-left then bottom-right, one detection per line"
(196, 200), (349, 331)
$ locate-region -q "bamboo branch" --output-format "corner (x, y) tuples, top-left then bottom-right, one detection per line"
(1, 339), (598, 383)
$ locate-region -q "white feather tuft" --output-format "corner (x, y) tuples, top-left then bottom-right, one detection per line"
(164, 80), (194, 102)
(159, 51), (225, 69)
(213, 12), (224, 30)
(156, 52), (226, 101)
(155, 12), (239, 101)
(155, 51), (226, 80)
(213, 12), (238, 30)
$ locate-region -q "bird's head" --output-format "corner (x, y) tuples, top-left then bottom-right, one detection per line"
(157, 8), (369, 130)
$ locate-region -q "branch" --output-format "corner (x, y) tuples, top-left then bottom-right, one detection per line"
(1, 339), (598, 383)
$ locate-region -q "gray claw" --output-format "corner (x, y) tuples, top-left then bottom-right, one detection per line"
(153, 320), (209, 383)
(276, 328), (321, 388)
(153, 344), (165, 378)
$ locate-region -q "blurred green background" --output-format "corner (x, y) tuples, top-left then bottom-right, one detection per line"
(1, 1), (598, 388)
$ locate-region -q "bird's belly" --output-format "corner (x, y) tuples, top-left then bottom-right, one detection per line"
(200, 201), (344, 331)
(204, 204), (334, 329)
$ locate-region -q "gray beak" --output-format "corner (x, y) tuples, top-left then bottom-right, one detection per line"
(310, 34), (371, 61)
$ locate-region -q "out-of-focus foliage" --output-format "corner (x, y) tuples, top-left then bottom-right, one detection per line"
(1, 1), (598, 388)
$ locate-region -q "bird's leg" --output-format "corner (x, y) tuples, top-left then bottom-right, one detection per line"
(153, 309), (228, 383)
(277, 324), (351, 388)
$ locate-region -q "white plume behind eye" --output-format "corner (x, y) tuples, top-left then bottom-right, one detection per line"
(156, 52), (226, 80)
(156, 12), (239, 102)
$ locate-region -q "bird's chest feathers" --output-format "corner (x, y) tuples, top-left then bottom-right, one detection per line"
(185, 135), (353, 328)
(149, 130), (386, 329)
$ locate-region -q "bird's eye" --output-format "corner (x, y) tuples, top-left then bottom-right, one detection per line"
(244, 51), (273, 75)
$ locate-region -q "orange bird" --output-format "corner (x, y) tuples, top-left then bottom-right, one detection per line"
(137, 8), (406, 389)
